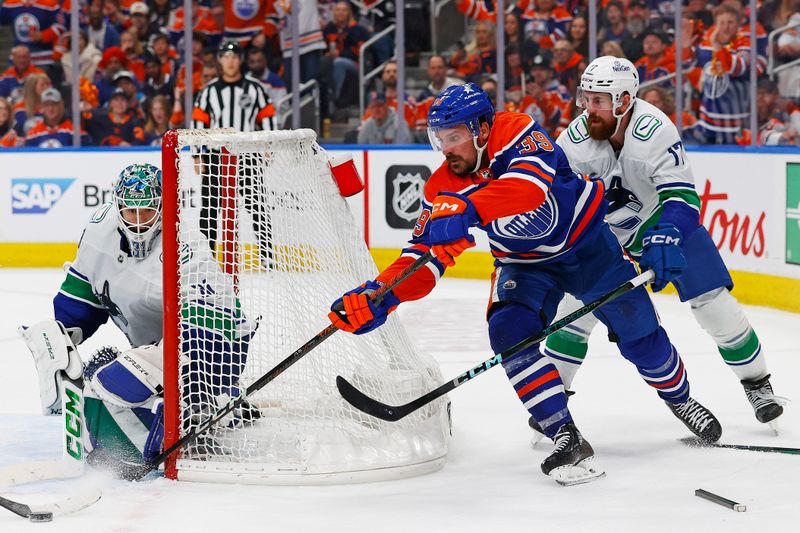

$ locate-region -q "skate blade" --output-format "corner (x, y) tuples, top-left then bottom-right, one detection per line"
(549, 457), (606, 487)
(769, 419), (780, 436)
(530, 431), (546, 449)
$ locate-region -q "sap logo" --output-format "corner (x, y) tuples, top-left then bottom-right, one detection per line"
(12, 178), (76, 214)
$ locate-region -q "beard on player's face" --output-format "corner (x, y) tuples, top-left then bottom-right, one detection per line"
(446, 151), (476, 175)
(587, 111), (616, 140)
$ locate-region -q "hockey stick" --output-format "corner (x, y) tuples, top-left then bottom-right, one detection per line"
(0, 489), (102, 522)
(0, 459), (102, 522)
(680, 437), (800, 455)
(0, 459), (83, 486)
(121, 251), (434, 480)
(337, 269), (656, 422)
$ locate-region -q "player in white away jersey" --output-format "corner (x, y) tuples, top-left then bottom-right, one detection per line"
(19, 164), (258, 470)
(542, 56), (785, 432)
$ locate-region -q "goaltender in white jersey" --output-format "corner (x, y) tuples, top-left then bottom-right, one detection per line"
(19, 163), (258, 470)
(543, 56), (785, 430)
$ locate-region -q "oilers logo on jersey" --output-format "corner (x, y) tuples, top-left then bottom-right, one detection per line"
(491, 193), (558, 240)
(14, 13), (40, 42)
(231, 0), (261, 20)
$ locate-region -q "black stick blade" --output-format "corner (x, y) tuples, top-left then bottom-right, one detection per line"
(0, 495), (32, 519)
(336, 375), (404, 422)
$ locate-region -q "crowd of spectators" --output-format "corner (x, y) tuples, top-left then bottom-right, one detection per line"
(0, 0), (796, 148)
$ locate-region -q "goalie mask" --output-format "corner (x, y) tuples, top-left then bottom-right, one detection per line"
(114, 163), (163, 260)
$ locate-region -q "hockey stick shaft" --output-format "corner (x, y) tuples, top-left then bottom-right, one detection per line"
(680, 438), (800, 455)
(337, 269), (655, 422)
(133, 251), (434, 479)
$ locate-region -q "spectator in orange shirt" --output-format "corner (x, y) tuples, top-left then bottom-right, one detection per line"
(151, 33), (178, 77)
(517, 0), (573, 49)
(635, 30), (675, 85)
(120, 30), (146, 82)
(450, 20), (497, 81)
(552, 40), (585, 95)
(363, 60), (416, 130)
(25, 88), (89, 147)
(0, 45), (45, 104)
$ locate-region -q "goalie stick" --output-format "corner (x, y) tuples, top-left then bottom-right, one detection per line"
(337, 269), (656, 422)
(0, 488), (102, 522)
(120, 251), (434, 481)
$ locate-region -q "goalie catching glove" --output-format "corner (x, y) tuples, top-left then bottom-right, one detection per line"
(639, 224), (687, 292)
(329, 280), (400, 334)
(429, 192), (478, 267)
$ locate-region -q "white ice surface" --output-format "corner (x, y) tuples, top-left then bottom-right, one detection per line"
(0, 269), (798, 532)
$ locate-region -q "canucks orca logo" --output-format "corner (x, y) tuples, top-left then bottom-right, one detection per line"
(605, 176), (642, 214)
(96, 280), (129, 330)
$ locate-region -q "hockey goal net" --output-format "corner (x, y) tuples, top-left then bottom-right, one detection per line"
(161, 129), (449, 484)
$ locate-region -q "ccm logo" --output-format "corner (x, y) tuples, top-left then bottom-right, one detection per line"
(643, 235), (681, 246)
(432, 201), (462, 213)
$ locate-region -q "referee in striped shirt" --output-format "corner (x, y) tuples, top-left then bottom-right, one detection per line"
(193, 41), (277, 265)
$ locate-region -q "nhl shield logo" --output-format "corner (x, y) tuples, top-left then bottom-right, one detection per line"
(392, 172), (425, 222)
(385, 165), (431, 229)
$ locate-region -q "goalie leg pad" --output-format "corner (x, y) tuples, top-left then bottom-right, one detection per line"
(85, 345), (163, 409)
(18, 320), (84, 416)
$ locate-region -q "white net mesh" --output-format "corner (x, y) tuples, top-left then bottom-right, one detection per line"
(168, 129), (449, 483)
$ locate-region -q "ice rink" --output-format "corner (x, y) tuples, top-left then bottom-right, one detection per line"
(0, 269), (798, 532)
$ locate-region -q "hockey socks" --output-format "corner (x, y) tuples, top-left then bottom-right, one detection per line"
(490, 304), (572, 439)
(541, 329), (588, 390)
(504, 349), (571, 439)
(718, 329), (768, 381)
(619, 328), (690, 404)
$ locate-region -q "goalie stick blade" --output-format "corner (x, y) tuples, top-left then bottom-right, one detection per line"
(680, 437), (800, 455)
(336, 376), (405, 422)
(0, 459), (82, 486)
(0, 495), (32, 519)
(0, 488), (101, 520)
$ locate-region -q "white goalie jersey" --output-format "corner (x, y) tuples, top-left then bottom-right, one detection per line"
(556, 99), (701, 256)
(55, 203), (252, 347)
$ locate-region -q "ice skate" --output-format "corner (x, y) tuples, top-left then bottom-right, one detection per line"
(529, 416), (546, 447)
(529, 391), (574, 448)
(666, 397), (722, 443)
(541, 422), (605, 486)
(741, 374), (787, 432)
